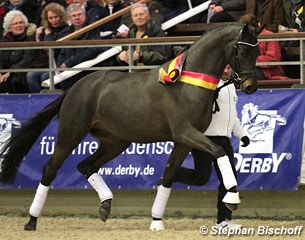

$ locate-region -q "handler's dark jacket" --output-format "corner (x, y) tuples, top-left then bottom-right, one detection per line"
(116, 20), (171, 66)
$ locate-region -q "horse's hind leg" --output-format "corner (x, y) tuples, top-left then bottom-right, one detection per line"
(24, 119), (92, 231)
(150, 144), (190, 231)
(77, 139), (130, 222)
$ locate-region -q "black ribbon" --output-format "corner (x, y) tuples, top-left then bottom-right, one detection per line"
(212, 72), (239, 114)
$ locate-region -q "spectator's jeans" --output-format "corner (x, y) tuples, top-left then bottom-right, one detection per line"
(26, 72), (49, 93)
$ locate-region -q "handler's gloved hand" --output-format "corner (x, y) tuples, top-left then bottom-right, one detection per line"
(241, 136), (250, 147)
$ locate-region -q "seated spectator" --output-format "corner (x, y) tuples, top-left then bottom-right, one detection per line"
(280, 0), (305, 78)
(239, 14), (289, 80)
(118, 0), (163, 34)
(0, 0), (8, 36)
(115, 2), (170, 66)
(26, 2), (69, 93)
(281, 0), (305, 32)
(0, 10), (47, 93)
(208, 0), (246, 23)
(35, 3), (69, 43)
(246, 0), (286, 33)
(65, 0), (95, 13)
(159, 0), (208, 23)
(6, 0), (41, 26)
(87, 0), (124, 38)
(53, 3), (111, 90)
(35, 1), (68, 27)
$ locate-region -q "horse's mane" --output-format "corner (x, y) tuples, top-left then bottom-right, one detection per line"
(160, 23), (246, 69)
(190, 22), (245, 50)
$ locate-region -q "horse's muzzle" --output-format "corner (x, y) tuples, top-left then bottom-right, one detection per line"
(240, 78), (257, 95)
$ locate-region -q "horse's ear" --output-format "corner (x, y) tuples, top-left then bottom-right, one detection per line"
(254, 24), (265, 36)
(242, 24), (250, 33)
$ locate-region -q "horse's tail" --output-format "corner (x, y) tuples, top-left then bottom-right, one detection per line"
(0, 92), (67, 184)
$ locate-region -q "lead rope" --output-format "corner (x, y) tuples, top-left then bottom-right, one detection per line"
(212, 72), (239, 113)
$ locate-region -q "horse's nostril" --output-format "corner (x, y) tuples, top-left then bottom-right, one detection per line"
(241, 79), (257, 95)
(245, 86), (257, 94)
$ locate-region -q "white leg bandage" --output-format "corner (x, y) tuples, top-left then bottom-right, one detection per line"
(29, 183), (50, 217)
(217, 155), (237, 190)
(151, 185), (171, 219)
(88, 173), (113, 202)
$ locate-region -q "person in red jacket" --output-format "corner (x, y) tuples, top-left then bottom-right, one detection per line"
(239, 14), (289, 80)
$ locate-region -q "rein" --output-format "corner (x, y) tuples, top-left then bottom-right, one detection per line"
(212, 73), (239, 113)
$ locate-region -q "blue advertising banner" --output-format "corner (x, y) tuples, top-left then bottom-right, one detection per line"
(0, 89), (305, 190)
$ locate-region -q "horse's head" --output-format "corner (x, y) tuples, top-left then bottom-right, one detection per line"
(228, 24), (261, 95)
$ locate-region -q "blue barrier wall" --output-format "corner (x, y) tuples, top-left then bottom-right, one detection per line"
(1, 89), (305, 190)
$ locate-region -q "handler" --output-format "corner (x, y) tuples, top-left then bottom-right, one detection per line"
(174, 64), (250, 230)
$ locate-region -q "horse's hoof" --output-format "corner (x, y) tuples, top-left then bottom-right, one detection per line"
(24, 216), (37, 231)
(99, 199), (112, 222)
(223, 192), (240, 211)
(149, 219), (165, 231)
(225, 203), (238, 211)
(24, 222), (36, 231)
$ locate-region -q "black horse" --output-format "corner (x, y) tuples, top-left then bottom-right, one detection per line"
(0, 23), (260, 231)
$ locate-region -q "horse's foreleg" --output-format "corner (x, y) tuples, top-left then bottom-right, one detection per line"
(77, 140), (130, 222)
(172, 127), (240, 208)
(150, 144), (190, 231)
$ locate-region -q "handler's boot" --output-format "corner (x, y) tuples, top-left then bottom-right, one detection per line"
(99, 199), (111, 222)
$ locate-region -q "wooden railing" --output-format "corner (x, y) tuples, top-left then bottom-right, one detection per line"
(1, 32), (305, 90)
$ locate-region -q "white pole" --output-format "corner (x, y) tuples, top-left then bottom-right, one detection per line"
(161, 1), (211, 31)
(41, 46), (122, 88)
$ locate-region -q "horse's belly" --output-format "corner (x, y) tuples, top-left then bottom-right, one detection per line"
(94, 115), (171, 143)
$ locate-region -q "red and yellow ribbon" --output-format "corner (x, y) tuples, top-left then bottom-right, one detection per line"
(159, 54), (219, 90)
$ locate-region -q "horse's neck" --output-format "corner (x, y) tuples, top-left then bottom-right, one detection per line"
(185, 44), (227, 78)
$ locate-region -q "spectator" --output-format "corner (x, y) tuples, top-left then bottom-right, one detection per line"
(115, 2), (170, 66)
(119, 0), (163, 30)
(35, 1), (68, 27)
(163, 65), (249, 230)
(239, 14), (288, 80)
(87, 0), (124, 38)
(35, 3), (69, 43)
(282, 0), (305, 32)
(159, 0), (208, 23)
(0, 0), (8, 36)
(208, 0), (246, 23)
(280, 0), (305, 78)
(0, 10), (46, 93)
(6, 0), (41, 26)
(65, 0), (95, 13)
(246, 0), (286, 33)
(55, 3), (110, 90)
(26, 2), (69, 93)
